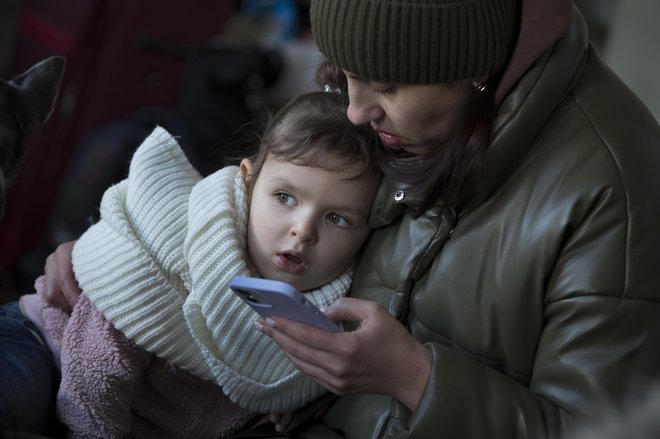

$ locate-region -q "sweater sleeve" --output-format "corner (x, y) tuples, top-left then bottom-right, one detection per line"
(57, 296), (152, 438)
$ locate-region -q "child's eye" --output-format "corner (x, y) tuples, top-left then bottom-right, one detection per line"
(327, 213), (351, 228)
(275, 192), (296, 206)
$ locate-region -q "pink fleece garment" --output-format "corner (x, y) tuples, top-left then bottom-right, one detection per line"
(23, 277), (253, 438)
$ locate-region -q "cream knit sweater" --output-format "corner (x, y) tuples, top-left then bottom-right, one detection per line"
(71, 127), (351, 413)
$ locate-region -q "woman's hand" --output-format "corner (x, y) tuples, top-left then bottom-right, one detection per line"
(42, 241), (81, 312)
(251, 411), (296, 433)
(255, 297), (432, 411)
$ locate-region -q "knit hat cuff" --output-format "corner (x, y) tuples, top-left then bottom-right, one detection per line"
(312, 0), (519, 84)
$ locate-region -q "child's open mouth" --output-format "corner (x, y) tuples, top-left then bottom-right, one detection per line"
(276, 252), (306, 273)
(284, 254), (303, 264)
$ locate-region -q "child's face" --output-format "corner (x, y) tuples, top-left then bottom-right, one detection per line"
(241, 155), (379, 291)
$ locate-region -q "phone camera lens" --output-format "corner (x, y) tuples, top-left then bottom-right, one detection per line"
(241, 290), (263, 304)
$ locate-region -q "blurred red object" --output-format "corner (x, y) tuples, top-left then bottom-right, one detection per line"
(0, 0), (235, 271)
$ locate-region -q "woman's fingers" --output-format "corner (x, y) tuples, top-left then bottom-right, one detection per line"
(43, 241), (81, 312)
(251, 411), (297, 433)
(255, 317), (352, 390)
(323, 296), (373, 321)
(271, 411), (297, 433)
(256, 296), (431, 410)
(257, 317), (338, 359)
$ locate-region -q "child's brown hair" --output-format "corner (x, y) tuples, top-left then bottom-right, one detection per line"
(248, 91), (381, 182)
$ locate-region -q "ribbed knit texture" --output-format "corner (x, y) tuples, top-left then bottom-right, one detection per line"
(72, 126), (352, 413)
(311, 0), (519, 84)
(72, 127), (207, 377)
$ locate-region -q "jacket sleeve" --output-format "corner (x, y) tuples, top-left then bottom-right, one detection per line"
(57, 295), (152, 438)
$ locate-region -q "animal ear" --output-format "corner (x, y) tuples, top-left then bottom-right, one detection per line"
(13, 56), (66, 126)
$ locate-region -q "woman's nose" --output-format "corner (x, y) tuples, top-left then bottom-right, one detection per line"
(347, 86), (383, 125)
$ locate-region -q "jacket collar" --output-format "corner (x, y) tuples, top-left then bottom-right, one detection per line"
(463, 5), (588, 215)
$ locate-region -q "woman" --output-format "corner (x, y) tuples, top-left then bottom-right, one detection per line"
(41, 0), (660, 437)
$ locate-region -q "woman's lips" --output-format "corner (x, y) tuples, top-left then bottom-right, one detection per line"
(276, 253), (306, 273)
(375, 130), (403, 150)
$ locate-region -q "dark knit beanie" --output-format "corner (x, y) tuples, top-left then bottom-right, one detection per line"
(311, 0), (520, 84)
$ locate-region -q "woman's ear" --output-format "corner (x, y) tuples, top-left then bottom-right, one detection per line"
(240, 158), (255, 187)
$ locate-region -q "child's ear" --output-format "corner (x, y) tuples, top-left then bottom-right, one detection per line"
(240, 158), (255, 187)
(14, 56), (66, 126)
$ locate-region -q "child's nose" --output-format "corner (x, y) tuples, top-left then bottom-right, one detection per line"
(290, 215), (318, 244)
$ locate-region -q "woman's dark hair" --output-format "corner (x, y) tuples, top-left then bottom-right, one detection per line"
(316, 61), (348, 94)
(383, 76), (498, 216)
(249, 91), (381, 182)
(316, 60), (499, 217)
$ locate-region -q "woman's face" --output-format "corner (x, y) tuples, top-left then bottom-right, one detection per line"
(343, 70), (471, 155)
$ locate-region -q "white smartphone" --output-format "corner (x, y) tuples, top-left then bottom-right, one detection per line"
(230, 276), (341, 332)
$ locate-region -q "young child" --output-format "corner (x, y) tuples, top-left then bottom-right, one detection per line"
(7, 91), (381, 438)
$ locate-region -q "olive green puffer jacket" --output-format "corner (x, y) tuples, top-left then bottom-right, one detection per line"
(298, 8), (660, 439)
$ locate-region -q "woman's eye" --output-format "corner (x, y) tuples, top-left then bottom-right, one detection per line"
(372, 84), (395, 95)
(276, 192), (296, 205)
(327, 213), (351, 228)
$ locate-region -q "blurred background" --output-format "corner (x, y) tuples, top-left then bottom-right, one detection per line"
(0, 0), (658, 302)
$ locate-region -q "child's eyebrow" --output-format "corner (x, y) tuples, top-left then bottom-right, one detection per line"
(269, 175), (296, 189)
